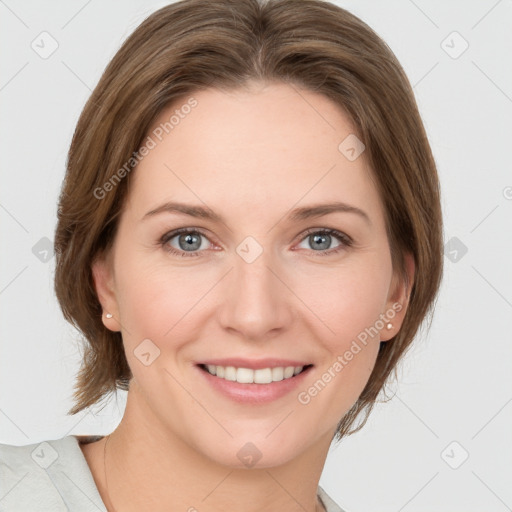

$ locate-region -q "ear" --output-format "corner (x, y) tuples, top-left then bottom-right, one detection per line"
(379, 252), (415, 342)
(91, 250), (121, 332)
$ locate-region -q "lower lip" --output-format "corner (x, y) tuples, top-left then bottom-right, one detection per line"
(196, 365), (313, 404)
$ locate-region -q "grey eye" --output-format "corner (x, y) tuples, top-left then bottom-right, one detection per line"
(170, 231), (207, 252)
(297, 232), (341, 251)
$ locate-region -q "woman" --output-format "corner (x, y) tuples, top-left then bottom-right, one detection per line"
(0, 0), (443, 510)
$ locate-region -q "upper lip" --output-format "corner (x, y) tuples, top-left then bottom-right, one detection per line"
(197, 358), (312, 370)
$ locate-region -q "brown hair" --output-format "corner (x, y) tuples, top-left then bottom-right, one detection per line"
(54, 0), (443, 440)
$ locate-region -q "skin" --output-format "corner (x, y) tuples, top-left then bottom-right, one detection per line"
(83, 81), (414, 512)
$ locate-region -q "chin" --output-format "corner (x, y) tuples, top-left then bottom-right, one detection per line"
(188, 428), (315, 470)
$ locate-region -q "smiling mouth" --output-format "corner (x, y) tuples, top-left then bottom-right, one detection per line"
(198, 364), (313, 384)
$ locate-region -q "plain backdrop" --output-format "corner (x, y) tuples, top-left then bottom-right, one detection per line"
(1, 1), (511, 511)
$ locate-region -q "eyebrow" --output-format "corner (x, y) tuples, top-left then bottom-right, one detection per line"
(142, 200), (371, 226)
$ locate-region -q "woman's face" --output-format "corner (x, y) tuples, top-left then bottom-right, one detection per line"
(94, 81), (411, 468)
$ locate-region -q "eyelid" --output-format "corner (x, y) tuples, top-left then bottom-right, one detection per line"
(159, 226), (353, 257)
(159, 227), (218, 253)
(295, 226), (353, 245)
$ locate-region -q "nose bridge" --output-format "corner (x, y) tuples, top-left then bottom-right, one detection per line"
(218, 236), (292, 339)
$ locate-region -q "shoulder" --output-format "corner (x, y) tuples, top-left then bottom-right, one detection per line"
(0, 435), (107, 512)
(317, 485), (349, 512)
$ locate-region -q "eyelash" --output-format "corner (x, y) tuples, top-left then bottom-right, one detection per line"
(159, 227), (353, 258)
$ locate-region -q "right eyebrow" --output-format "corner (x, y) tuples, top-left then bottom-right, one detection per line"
(142, 200), (372, 226)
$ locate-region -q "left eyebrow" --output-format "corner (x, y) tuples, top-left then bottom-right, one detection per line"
(142, 200), (371, 226)
(142, 202), (223, 222)
(287, 201), (371, 226)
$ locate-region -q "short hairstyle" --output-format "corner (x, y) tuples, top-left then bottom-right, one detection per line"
(54, 0), (443, 440)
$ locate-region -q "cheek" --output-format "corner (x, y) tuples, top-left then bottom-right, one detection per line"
(116, 247), (391, 348)
(113, 252), (202, 348)
(291, 261), (389, 416)
(292, 257), (392, 349)
(113, 253), (233, 390)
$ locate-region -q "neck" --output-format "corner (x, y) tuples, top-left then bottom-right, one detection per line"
(100, 386), (332, 512)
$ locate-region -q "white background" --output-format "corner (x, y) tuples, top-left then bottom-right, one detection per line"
(1, 1), (511, 510)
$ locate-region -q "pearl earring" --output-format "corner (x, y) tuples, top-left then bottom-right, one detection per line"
(386, 322), (393, 330)
(105, 313), (113, 319)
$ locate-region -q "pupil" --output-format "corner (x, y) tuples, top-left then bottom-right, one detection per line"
(180, 233), (200, 251)
(312, 233), (329, 250)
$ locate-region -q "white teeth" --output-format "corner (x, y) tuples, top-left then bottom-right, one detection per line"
(204, 364), (305, 383)
(271, 367), (284, 381)
(254, 368), (272, 384)
(236, 367), (254, 383)
(224, 366), (237, 381)
(283, 366), (295, 379)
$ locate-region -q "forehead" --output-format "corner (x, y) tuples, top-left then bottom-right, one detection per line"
(126, 82), (384, 227)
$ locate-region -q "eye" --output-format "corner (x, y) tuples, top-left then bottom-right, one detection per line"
(294, 228), (353, 256)
(160, 228), (212, 257)
(159, 227), (353, 258)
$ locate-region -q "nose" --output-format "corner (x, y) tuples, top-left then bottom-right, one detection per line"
(217, 242), (294, 342)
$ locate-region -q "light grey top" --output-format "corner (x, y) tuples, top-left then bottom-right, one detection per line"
(0, 435), (345, 511)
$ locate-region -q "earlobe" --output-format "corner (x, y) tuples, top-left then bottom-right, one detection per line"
(380, 252), (415, 342)
(91, 252), (120, 332)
